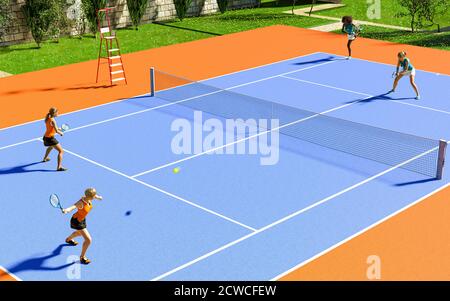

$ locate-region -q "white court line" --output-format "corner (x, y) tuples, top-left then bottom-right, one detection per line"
(333, 53), (450, 78)
(150, 146), (441, 281)
(58, 145), (257, 232)
(281, 75), (450, 115)
(132, 93), (374, 178)
(2, 51), (448, 133)
(0, 52), (321, 132)
(281, 75), (372, 97)
(0, 59), (338, 152)
(271, 182), (450, 281)
(0, 138), (40, 151)
(0, 265), (21, 281)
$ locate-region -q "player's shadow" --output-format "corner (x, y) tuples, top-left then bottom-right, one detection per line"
(346, 92), (418, 104)
(292, 55), (342, 66)
(0, 161), (55, 175)
(4, 244), (75, 276)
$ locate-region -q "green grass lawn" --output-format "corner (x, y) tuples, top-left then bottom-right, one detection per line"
(332, 25), (450, 51)
(0, 3), (332, 75)
(315, 0), (450, 31)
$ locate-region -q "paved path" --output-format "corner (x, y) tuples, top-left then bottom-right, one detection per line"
(0, 71), (12, 78)
(288, 3), (411, 32)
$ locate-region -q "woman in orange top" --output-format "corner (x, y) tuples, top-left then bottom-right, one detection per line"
(42, 107), (67, 171)
(63, 188), (103, 265)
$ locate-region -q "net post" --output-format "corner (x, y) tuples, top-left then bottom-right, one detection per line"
(150, 67), (155, 97)
(436, 139), (447, 180)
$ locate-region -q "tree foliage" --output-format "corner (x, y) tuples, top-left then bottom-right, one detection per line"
(22, 0), (71, 47)
(0, 0), (12, 42)
(81, 0), (107, 35)
(418, 0), (449, 32)
(127, 0), (149, 29)
(217, 0), (228, 14)
(174, 0), (192, 21)
(397, 0), (449, 32)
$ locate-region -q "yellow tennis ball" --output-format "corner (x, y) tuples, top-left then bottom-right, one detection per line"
(173, 167), (180, 174)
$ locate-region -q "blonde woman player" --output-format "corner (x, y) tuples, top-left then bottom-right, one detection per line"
(63, 188), (103, 265)
(390, 51), (421, 100)
(42, 107), (67, 171)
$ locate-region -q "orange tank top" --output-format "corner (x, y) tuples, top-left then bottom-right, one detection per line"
(73, 198), (93, 222)
(44, 118), (56, 138)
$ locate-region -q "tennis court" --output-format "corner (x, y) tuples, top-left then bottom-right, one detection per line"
(1, 51), (449, 281)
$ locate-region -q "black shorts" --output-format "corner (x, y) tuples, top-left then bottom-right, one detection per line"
(70, 217), (87, 230)
(43, 136), (59, 147)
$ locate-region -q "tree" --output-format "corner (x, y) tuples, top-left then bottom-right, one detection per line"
(217, 0), (228, 14)
(22, 0), (64, 47)
(397, 0), (423, 32)
(127, 0), (149, 30)
(174, 0), (192, 21)
(308, 0), (317, 16)
(0, 0), (12, 42)
(418, 0), (449, 32)
(81, 0), (107, 35)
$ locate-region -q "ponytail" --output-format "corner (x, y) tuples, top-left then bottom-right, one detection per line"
(45, 107), (57, 121)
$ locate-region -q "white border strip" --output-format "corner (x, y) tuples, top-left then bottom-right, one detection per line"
(0, 59), (339, 152)
(2, 50), (448, 132)
(271, 182), (450, 281)
(0, 265), (21, 281)
(0, 52), (321, 132)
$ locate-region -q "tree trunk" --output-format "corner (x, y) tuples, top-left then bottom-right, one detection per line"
(309, 0), (316, 16)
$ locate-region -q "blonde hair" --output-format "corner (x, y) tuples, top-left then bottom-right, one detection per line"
(398, 51), (407, 58)
(84, 188), (97, 198)
(45, 107), (58, 121)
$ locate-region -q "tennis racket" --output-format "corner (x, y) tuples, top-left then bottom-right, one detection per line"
(49, 194), (64, 213)
(355, 24), (364, 35)
(60, 123), (70, 132)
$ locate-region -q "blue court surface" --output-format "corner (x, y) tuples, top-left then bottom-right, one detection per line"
(1, 52), (449, 280)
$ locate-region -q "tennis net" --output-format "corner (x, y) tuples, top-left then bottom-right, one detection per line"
(149, 68), (447, 179)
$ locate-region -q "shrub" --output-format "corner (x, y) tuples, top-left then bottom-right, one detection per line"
(217, 0), (228, 14)
(0, 0), (12, 42)
(174, 0), (192, 21)
(127, 0), (149, 30)
(22, 0), (64, 47)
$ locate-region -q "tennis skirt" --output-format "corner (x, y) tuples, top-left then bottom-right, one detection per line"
(43, 136), (59, 147)
(70, 217), (87, 230)
(402, 68), (416, 76)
